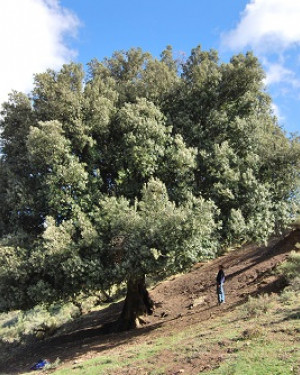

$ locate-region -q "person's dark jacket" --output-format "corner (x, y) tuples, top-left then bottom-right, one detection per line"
(216, 269), (225, 285)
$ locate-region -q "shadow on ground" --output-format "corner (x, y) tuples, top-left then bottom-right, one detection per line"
(0, 228), (299, 374)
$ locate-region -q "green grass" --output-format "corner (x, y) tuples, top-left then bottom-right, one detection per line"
(42, 290), (300, 375)
(209, 341), (299, 375)
(208, 297), (300, 375)
(0, 302), (80, 344)
(4, 250), (300, 375)
(3, 288), (299, 375)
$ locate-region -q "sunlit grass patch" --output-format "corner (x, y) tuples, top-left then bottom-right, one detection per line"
(18, 287), (300, 375)
(208, 340), (299, 375)
(239, 293), (277, 319)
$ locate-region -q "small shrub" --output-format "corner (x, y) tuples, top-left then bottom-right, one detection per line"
(242, 326), (263, 339)
(280, 289), (296, 304)
(0, 301), (80, 344)
(288, 277), (300, 292)
(44, 357), (61, 370)
(241, 294), (275, 318)
(278, 250), (300, 282)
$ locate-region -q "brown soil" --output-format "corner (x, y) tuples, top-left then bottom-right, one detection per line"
(1, 228), (300, 374)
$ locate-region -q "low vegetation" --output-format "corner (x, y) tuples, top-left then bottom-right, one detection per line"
(18, 288), (297, 375)
(0, 240), (299, 374)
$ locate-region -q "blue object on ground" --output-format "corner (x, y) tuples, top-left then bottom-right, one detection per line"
(30, 359), (50, 370)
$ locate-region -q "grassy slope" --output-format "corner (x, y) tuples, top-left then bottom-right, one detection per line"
(1, 229), (299, 375)
(42, 292), (299, 375)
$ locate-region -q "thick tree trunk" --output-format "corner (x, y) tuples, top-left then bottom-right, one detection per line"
(117, 275), (154, 331)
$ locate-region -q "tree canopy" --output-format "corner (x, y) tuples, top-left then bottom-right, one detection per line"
(0, 45), (299, 329)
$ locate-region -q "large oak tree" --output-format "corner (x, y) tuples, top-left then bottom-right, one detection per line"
(0, 46), (299, 330)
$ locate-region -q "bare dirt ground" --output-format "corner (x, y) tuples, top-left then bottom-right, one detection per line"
(1, 228), (299, 374)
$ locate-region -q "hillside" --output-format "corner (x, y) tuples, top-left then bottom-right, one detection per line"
(0, 228), (299, 374)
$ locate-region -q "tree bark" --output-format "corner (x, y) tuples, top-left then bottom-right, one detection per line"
(117, 275), (154, 331)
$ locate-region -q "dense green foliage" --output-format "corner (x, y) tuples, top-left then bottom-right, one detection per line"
(0, 45), (299, 312)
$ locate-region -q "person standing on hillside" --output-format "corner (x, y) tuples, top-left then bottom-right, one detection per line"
(216, 265), (225, 304)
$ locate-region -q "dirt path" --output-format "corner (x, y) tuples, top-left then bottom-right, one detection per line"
(1, 229), (299, 374)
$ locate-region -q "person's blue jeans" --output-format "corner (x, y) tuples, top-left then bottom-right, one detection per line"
(217, 283), (225, 304)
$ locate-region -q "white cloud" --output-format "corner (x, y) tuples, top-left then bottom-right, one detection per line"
(221, 0), (300, 134)
(0, 0), (80, 106)
(222, 0), (300, 51)
(264, 63), (300, 88)
(270, 103), (285, 122)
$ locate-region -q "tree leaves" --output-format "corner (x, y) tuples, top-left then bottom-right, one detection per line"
(0, 45), (299, 311)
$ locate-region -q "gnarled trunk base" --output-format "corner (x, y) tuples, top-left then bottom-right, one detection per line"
(117, 275), (154, 331)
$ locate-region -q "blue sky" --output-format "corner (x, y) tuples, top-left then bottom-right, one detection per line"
(59, 0), (248, 62)
(0, 0), (299, 134)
